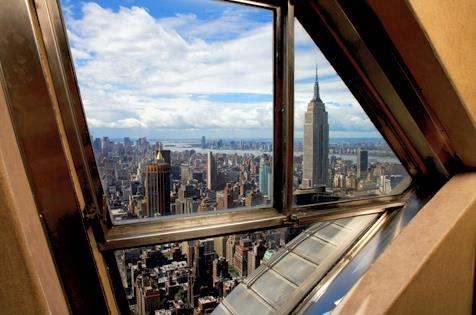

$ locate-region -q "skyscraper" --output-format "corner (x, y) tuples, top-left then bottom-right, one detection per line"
(145, 150), (171, 216)
(214, 236), (227, 258)
(223, 183), (234, 209)
(207, 151), (217, 191)
(259, 157), (272, 198)
(302, 66), (329, 188)
(201, 136), (206, 149)
(247, 240), (267, 274)
(226, 236), (236, 267)
(357, 147), (368, 180)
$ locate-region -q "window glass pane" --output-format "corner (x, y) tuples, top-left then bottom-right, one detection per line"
(115, 225), (309, 314)
(61, 0), (273, 222)
(293, 20), (410, 206)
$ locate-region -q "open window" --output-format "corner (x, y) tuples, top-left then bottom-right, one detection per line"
(62, 0), (275, 222)
(292, 19), (410, 207)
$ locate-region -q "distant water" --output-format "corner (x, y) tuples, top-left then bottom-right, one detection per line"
(164, 142), (400, 163)
(166, 143), (269, 156)
(324, 154), (399, 164)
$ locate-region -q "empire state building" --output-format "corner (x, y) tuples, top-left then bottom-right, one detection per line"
(302, 67), (329, 188)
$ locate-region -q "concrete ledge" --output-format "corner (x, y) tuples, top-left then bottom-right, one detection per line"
(334, 172), (476, 315)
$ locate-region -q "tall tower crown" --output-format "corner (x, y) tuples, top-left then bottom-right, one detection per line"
(156, 142), (166, 164)
(156, 150), (165, 162)
(312, 65), (322, 102)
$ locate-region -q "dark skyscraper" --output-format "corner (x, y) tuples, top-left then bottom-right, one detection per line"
(302, 66), (329, 188)
(201, 136), (206, 149)
(145, 150), (170, 216)
(357, 147), (368, 180)
(207, 151), (217, 191)
(223, 183), (234, 209)
(93, 137), (101, 153)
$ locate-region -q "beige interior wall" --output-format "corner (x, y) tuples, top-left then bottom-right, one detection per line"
(367, 0), (476, 168)
(0, 75), (70, 314)
(0, 162), (50, 315)
(408, 0), (476, 119)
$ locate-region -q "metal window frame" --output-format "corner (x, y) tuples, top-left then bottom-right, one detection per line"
(1, 0), (458, 313)
(31, 0), (290, 244)
(32, 0), (422, 248)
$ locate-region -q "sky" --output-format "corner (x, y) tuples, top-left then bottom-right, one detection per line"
(61, 0), (381, 139)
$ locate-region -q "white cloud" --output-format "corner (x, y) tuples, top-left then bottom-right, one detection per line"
(65, 2), (378, 137)
(67, 3), (272, 94)
(84, 90), (273, 131)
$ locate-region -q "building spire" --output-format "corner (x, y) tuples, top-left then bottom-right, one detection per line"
(312, 64), (322, 102)
(156, 150), (164, 162)
(156, 142), (165, 163)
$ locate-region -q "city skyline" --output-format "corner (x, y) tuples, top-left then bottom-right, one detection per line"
(89, 134), (386, 141)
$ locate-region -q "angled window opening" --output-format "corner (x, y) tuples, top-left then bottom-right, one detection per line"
(293, 19), (411, 208)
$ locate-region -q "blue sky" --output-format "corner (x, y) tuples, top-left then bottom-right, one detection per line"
(61, 0), (381, 139)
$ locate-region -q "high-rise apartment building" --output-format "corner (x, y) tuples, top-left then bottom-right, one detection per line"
(247, 240), (267, 274)
(259, 157), (272, 198)
(135, 272), (162, 315)
(302, 67), (329, 188)
(223, 183), (234, 209)
(188, 241), (214, 308)
(356, 147), (368, 180)
(233, 238), (252, 276)
(226, 236), (236, 268)
(207, 151), (217, 191)
(245, 190), (264, 207)
(145, 150), (171, 216)
(214, 236), (227, 258)
(212, 257), (229, 286)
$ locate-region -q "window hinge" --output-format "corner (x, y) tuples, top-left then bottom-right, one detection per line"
(284, 213), (300, 227)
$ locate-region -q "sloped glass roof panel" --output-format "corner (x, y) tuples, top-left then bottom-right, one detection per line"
(252, 269), (298, 308)
(223, 284), (275, 315)
(273, 252), (318, 285)
(316, 224), (352, 244)
(294, 236), (337, 264)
